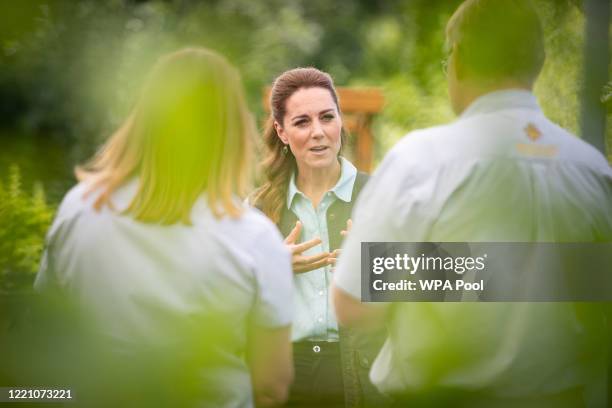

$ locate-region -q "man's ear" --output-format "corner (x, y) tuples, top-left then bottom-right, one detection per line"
(452, 44), (466, 82)
(274, 121), (289, 145)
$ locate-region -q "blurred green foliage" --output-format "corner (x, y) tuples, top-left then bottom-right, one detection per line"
(0, 0), (608, 292)
(0, 165), (53, 293)
(0, 3), (609, 400)
(0, 0), (606, 177)
(1, 290), (233, 406)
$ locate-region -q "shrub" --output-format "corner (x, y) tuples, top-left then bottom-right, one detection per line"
(0, 165), (54, 293)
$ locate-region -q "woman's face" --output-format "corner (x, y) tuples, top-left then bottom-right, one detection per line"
(275, 87), (342, 172)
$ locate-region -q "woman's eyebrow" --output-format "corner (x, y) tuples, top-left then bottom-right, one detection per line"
(290, 114), (309, 121)
(290, 108), (335, 121)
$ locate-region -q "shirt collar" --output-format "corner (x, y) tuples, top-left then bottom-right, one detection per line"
(287, 157), (358, 209)
(460, 89), (540, 120)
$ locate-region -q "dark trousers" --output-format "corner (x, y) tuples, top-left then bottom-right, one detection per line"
(286, 341), (345, 407)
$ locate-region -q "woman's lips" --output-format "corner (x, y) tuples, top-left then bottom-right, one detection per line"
(309, 146), (328, 153)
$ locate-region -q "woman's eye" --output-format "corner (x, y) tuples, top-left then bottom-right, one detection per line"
(293, 120), (308, 127)
(322, 114), (335, 121)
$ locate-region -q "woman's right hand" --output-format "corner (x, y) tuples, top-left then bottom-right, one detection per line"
(284, 221), (331, 274)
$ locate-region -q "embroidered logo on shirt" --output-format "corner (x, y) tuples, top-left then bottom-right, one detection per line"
(517, 123), (557, 157)
(524, 123), (542, 141)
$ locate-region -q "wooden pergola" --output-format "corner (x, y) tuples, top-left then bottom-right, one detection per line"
(263, 87), (384, 173)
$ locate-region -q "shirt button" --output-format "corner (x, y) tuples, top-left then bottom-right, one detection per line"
(318, 290), (324, 296)
(317, 317), (323, 323)
(313, 345), (321, 353)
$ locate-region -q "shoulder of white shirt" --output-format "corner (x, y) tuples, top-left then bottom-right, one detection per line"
(56, 179), (279, 231)
(383, 116), (611, 177)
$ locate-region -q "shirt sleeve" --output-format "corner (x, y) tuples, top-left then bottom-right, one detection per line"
(34, 184), (86, 292)
(250, 221), (294, 328)
(34, 248), (52, 291)
(334, 142), (435, 299)
(34, 204), (68, 292)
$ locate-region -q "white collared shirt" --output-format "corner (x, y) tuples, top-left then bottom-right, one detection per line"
(334, 90), (612, 400)
(36, 178), (293, 407)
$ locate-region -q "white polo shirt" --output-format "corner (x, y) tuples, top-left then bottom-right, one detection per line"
(36, 178), (293, 407)
(334, 90), (612, 401)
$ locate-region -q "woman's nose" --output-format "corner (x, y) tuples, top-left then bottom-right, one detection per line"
(311, 120), (324, 138)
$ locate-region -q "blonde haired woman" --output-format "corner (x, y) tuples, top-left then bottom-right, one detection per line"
(36, 48), (293, 407)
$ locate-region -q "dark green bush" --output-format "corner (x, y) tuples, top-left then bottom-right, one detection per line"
(0, 165), (54, 293)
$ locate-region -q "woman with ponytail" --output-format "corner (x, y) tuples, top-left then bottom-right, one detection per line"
(252, 68), (386, 407)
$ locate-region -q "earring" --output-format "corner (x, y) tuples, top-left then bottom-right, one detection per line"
(282, 145), (289, 155)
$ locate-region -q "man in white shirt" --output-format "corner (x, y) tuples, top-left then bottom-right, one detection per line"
(333, 0), (612, 407)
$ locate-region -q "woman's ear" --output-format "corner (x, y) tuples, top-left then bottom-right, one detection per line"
(274, 121), (289, 145)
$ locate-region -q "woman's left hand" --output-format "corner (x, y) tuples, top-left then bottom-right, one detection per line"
(329, 219), (352, 271)
(340, 218), (352, 238)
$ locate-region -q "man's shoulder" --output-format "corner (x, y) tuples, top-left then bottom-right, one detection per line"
(380, 122), (458, 172)
(363, 125), (454, 200)
(394, 123), (455, 149)
(544, 122), (611, 173)
(391, 119), (481, 156)
(391, 112), (610, 175)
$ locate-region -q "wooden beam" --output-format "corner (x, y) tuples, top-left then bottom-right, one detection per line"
(336, 88), (385, 113)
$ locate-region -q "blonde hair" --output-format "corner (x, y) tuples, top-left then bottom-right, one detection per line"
(76, 48), (255, 224)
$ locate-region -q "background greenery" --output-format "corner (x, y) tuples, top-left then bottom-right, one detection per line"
(0, 0), (609, 290)
(0, 166), (53, 292)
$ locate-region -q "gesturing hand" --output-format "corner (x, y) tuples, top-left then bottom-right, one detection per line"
(340, 218), (352, 238)
(329, 219), (352, 271)
(285, 221), (332, 274)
